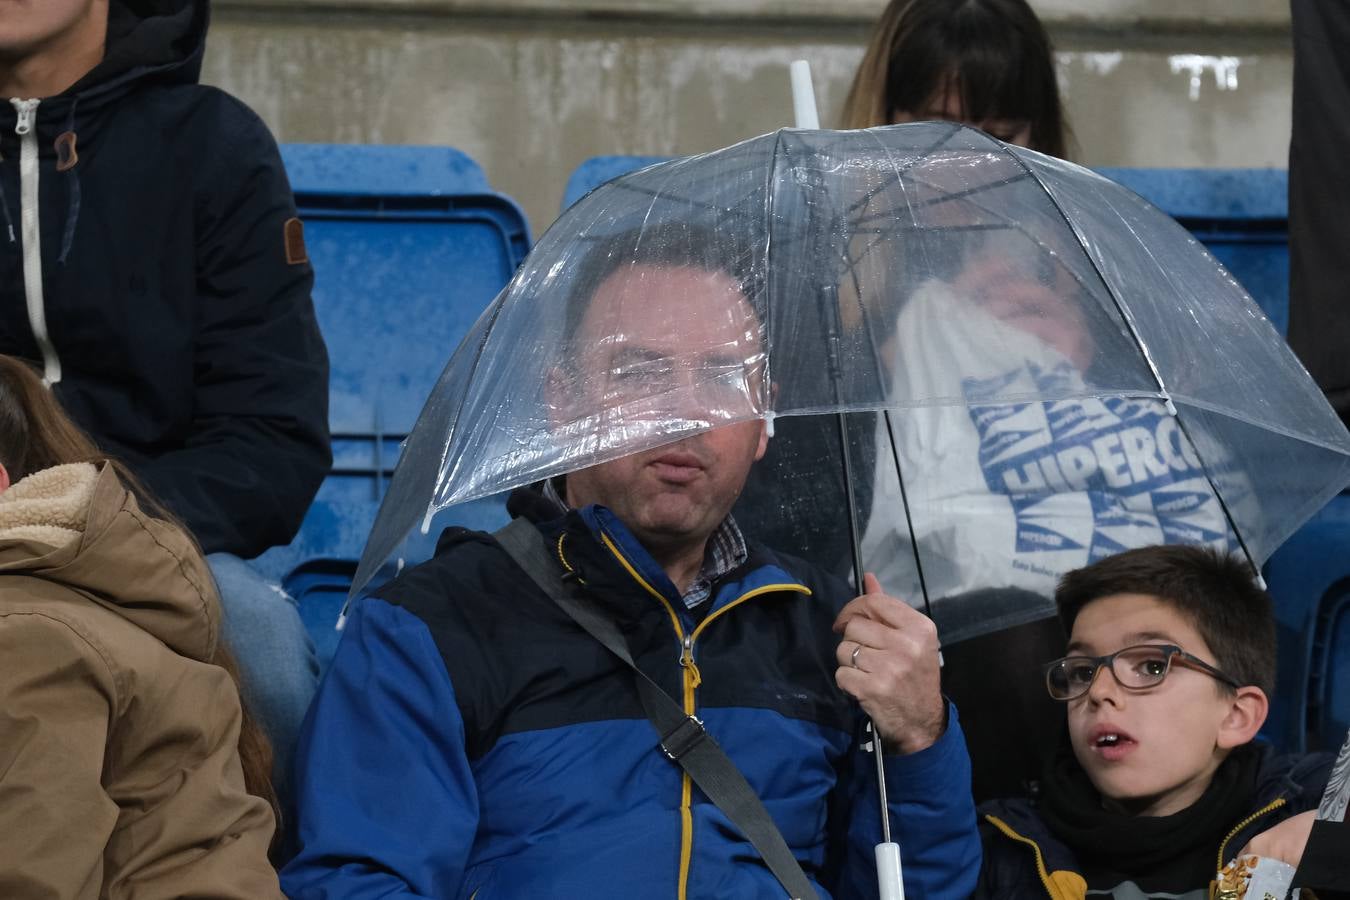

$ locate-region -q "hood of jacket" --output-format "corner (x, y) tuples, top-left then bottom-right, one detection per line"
(0, 0), (206, 130)
(63, 0), (207, 109)
(0, 461), (219, 661)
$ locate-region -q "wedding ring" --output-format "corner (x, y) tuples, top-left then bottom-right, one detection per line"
(851, 644), (863, 669)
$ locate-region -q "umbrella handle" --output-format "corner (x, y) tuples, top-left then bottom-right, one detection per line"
(876, 842), (905, 900)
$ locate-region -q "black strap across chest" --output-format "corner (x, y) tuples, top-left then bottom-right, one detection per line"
(494, 517), (819, 900)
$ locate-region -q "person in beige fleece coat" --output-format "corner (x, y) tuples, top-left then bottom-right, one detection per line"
(0, 354), (284, 900)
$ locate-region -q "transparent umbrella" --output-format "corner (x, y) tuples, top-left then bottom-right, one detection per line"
(354, 123), (1350, 632)
(348, 122), (1350, 900)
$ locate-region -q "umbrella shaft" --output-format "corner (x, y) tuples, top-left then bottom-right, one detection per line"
(835, 412), (867, 586)
(873, 720), (892, 844)
(835, 412), (895, 845)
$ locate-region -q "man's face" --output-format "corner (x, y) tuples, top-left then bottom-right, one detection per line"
(561, 264), (768, 555)
(1064, 593), (1238, 816)
(0, 0), (100, 61)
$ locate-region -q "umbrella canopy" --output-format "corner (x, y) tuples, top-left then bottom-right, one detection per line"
(353, 123), (1350, 642)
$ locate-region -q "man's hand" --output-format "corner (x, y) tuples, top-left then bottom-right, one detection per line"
(833, 573), (945, 755)
(1237, 810), (1316, 869)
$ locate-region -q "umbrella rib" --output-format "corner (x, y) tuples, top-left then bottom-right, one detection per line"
(773, 387), (1170, 417)
(846, 170), (1039, 228)
(763, 128), (785, 418)
(1166, 393), (1350, 457)
(880, 409), (933, 618)
(852, 162), (1143, 357)
(833, 155), (1125, 340)
(847, 126), (942, 621)
(839, 123), (966, 220)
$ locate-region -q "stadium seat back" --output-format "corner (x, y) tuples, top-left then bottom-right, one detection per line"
(254, 145), (529, 659)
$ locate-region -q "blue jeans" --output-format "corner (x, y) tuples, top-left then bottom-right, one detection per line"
(207, 553), (320, 811)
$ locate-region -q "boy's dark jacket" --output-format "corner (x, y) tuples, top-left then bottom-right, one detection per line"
(0, 0), (330, 557)
(974, 743), (1332, 899)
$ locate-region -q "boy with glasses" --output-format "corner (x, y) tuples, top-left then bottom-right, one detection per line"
(974, 544), (1334, 899)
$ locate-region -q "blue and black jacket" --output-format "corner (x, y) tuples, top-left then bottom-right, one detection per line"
(282, 488), (981, 898)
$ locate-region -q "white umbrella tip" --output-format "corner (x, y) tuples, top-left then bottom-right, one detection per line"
(789, 60), (820, 130)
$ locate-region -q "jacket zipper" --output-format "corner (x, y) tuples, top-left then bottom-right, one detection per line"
(596, 532), (810, 900)
(11, 98), (60, 385)
(985, 813), (1106, 900)
(596, 532), (699, 900)
(984, 814), (1074, 900)
(985, 794), (1289, 900)
(1210, 797), (1286, 900)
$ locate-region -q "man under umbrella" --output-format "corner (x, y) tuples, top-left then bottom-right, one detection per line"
(282, 223), (980, 899)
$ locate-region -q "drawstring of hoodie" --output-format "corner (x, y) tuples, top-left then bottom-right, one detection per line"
(0, 99), (81, 255)
(55, 97), (81, 264)
(0, 150), (14, 244)
(0, 181), (15, 244)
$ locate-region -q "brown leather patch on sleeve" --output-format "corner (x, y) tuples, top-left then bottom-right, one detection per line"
(284, 216), (309, 265)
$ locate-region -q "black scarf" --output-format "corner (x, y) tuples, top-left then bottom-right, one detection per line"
(1037, 743), (1261, 886)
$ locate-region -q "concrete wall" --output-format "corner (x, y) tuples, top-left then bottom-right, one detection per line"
(207, 0), (1292, 233)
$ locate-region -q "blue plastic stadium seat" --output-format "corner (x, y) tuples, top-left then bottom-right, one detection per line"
(1308, 580), (1350, 749)
(560, 155), (671, 212)
(254, 144), (530, 666)
(1097, 168), (1290, 335)
(1264, 493), (1350, 752)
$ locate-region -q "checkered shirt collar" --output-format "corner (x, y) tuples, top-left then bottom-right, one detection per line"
(541, 477), (747, 609)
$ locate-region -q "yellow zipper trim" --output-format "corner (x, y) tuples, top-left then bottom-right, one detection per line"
(599, 531), (694, 899)
(984, 814), (1087, 900)
(689, 583), (813, 645)
(1210, 797), (1286, 899)
(598, 533), (811, 900)
(598, 532), (684, 646)
(556, 532), (575, 574)
(985, 814), (1060, 899)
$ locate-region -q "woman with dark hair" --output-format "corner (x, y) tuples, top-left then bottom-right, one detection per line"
(0, 355), (284, 898)
(842, 0), (1075, 804)
(842, 0), (1069, 157)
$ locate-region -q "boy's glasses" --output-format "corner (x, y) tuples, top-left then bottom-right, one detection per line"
(1044, 644), (1241, 701)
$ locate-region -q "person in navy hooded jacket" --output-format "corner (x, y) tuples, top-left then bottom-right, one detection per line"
(282, 225), (980, 899)
(0, 0), (330, 798)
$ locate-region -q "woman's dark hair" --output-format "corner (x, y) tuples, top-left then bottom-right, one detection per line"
(841, 0), (1068, 158)
(0, 355), (281, 845)
(0, 356), (101, 481)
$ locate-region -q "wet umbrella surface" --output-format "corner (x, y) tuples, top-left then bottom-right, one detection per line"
(354, 123), (1350, 647)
